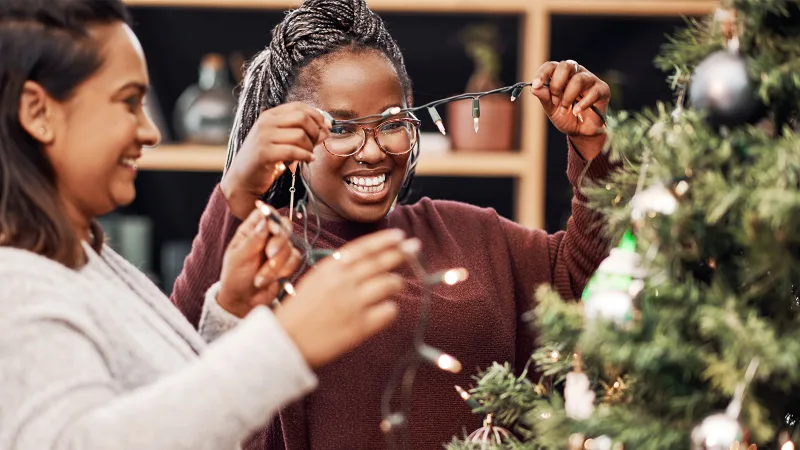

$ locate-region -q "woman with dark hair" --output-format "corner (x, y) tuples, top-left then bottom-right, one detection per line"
(0, 1), (416, 448)
(171, 0), (618, 448)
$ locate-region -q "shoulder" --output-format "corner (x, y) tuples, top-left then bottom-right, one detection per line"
(0, 247), (89, 313)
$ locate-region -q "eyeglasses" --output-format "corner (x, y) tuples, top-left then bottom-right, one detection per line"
(323, 117), (421, 157)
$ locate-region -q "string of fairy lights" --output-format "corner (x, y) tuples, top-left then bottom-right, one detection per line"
(255, 80), (605, 450)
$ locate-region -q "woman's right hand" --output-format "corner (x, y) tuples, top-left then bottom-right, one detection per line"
(220, 102), (332, 220)
(275, 229), (419, 369)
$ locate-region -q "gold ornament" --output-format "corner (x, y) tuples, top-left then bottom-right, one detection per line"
(467, 413), (512, 448)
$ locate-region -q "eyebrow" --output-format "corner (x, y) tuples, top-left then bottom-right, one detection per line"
(327, 104), (404, 120)
(116, 81), (149, 95)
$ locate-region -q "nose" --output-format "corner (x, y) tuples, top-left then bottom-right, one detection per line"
(139, 110), (161, 148)
(356, 129), (386, 164)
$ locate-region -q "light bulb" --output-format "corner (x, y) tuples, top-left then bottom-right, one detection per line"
(418, 344), (462, 373)
(443, 268), (468, 285)
(472, 98), (480, 133)
(427, 106), (446, 135)
(511, 86), (523, 102)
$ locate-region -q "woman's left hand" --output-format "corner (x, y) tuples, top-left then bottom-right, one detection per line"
(530, 60), (610, 160)
(217, 201), (303, 318)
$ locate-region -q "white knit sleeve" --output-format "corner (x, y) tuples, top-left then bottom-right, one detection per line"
(0, 287), (317, 450)
(199, 281), (243, 343)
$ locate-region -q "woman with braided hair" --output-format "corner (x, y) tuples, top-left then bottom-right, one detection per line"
(172, 0), (618, 448)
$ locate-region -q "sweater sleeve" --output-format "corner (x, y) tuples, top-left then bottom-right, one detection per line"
(0, 292), (317, 450)
(172, 184), (241, 328)
(500, 138), (617, 363)
(199, 281), (242, 343)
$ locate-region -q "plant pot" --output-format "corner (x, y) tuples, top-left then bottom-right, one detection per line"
(447, 95), (516, 152)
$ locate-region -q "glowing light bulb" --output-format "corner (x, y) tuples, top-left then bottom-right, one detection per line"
(783, 442), (795, 450)
(443, 268), (468, 285)
(550, 350), (560, 361)
(282, 281), (296, 296)
(437, 353), (462, 373)
(418, 344), (462, 373)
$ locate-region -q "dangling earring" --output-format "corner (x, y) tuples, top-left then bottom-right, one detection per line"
(288, 168), (297, 221)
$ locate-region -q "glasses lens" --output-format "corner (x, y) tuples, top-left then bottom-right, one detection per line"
(377, 120), (417, 155)
(325, 124), (364, 156)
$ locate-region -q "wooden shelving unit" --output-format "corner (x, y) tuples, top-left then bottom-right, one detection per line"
(138, 145), (527, 177)
(126, 0), (719, 228)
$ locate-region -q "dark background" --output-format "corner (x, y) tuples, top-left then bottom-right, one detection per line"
(119, 7), (695, 291)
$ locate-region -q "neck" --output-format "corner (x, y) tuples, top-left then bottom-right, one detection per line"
(59, 196), (93, 244)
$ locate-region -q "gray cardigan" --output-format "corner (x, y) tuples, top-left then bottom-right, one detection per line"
(0, 243), (317, 450)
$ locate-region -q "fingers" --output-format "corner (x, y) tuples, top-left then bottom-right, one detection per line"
(548, 60), (581, 108)
(325, 229), (407, 268)
(349, 237), (419, 282)
(558, 72), (595, 114)
(360, 301), (400, 338)
(228, 205), (269, 252)
(356, 273), (405, 307)
(573, 81), (611, 117)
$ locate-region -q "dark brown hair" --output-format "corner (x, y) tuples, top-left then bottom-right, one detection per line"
(225, 0), (415, 209)
(0, 0), (130, 268)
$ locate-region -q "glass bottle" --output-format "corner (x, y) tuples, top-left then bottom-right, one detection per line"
(173, 53), (236, 145)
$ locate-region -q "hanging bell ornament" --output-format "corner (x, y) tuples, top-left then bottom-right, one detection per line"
(466, 413), (512, 449)
(630, 183), (679, 223)
(691, 358), (759, 450)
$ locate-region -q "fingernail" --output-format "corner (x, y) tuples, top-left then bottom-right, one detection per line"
(268, 220), (281, 235)
(552, 96), (560, 106)
(572, 105), (583, 115)
(577, 113), (585, 123)
(255, 219), (267, 234)
(254, 275), (265, 289)
(269, 258), (277, 269)
(400, 238), (421, 255)
(531, 78), (543, 89)
(267, 242), (280, 259)
(387, 229), (406, 241)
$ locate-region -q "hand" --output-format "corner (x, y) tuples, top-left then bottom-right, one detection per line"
(275, 229), (419, 369)
(218, 201), (303, 318)
(221, 102), (332, 220)
(530, 60), (610, 160)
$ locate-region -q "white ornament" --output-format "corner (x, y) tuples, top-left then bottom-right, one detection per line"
(630, 184), (678, 222)
(565, 371), (595, 420)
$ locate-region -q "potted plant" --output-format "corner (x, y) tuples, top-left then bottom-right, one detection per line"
(447, 23), (516, 152)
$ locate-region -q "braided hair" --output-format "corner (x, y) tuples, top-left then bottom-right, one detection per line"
(225, 0), (415, 208)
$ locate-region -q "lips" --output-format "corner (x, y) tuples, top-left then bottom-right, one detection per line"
(343, 172), (390, 201)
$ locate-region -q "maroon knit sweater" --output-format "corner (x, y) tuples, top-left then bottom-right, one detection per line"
(171, 141), (615, 450)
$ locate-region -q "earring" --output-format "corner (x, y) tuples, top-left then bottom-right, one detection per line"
(288, 171), (297, 221)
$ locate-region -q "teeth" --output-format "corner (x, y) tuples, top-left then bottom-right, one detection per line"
(120, 158), (138, 169)
(346, 174), (386, 194)
(346, 174), (386, 187)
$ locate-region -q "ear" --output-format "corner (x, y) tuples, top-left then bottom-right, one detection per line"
(18, 81), (56, 145)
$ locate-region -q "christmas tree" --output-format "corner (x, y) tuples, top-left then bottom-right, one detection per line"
(448, 1), (800, 449)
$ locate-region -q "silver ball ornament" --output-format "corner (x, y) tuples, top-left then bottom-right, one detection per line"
(690, 413), (744, 450)
(689, 50), (763, 129)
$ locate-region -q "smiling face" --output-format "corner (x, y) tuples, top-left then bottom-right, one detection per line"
(43, 22), (159, 228)
(296, 48), (412, 223)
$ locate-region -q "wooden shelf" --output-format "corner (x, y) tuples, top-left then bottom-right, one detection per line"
(546, 0), (718, 16)
(124, 0), (717, 15)
(123, 0), (529, 13)
(137, 145), (528, 177)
